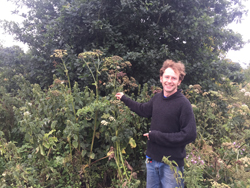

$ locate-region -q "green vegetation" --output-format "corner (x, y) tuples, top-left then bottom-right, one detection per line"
(0, 48), (250, 187)
(0, 0), (250, 187)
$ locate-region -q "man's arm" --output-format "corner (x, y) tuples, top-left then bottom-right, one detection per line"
(115, 92), (153, 118)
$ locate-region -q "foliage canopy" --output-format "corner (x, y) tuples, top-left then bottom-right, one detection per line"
(3, 0), (247, 88)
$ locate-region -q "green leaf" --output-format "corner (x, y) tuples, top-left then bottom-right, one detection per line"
(81, 150), (87, 157)
(111, 136), (117, 142)
(39, 144), (45, 156)
(72, 140), (78, 149)
(89, 153), (95, 159)
(129, 137), (136, 148)
(51, 121), (57, 129)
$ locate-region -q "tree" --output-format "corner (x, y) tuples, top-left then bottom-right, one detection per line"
(0, 45), (26, 91)
(3, 0), (247, 88)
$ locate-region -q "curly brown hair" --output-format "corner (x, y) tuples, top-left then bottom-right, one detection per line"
(160, 59), (186, 81)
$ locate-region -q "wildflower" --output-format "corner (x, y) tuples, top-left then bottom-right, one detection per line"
(241, 104), (249, 112)
(202, 92), (209, 96)
(217, 159), (223, 164)
(51, 49), (67, 58)
(189, 85), (193, 89)
(193, 84), (201, 89)
(245, 92), (250, 97)
(24, 111), (30, 116)
(28, 103), (32, 106)
(101, 120), (108, 126)
(194, 89), (199, 94)
(200, 160), (204, 165)
(109, 116), (115, 121)
(210, 103), (216, 107)
(240, 88), (246, 92)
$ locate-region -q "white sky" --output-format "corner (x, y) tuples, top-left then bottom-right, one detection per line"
(0, 0), (250, 68)
(0, 0), (28, 51)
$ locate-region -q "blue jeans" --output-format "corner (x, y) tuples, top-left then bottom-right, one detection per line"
(146, 159), (184, 188)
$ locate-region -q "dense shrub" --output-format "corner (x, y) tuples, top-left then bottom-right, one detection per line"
(0, 51), (250, 187)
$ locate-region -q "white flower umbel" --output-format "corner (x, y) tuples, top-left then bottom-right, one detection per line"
(24, 111), (31, 116)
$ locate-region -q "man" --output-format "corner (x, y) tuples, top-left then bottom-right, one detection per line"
(115, 59), (196, 188)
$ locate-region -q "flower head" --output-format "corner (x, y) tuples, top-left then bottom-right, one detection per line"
(51, 49), (68, 58)
(24, 111), (30, 117)
(101, 120), (108, 126)
(240, 88), (246, 93)
(244, 92), (250, 97)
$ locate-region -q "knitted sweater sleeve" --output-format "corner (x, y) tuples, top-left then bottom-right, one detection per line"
(120, 95), (152, 118)
(149, 101), (196, 147)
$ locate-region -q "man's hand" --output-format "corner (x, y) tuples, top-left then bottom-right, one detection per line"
(115, 92), (124, 100)
(143, 131), (151, 140)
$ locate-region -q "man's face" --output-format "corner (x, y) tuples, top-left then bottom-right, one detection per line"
(160, 67), (181, 97)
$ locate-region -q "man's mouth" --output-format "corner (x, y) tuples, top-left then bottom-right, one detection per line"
(165, 85), (173, 89)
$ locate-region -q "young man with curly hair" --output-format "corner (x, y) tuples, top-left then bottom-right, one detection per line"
(115, 60), (196, 188)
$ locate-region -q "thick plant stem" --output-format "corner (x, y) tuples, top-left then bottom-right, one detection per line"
(61, 58), (78, 163)
(62, 60), (77, 120)
(119, 145), (129, 181)
(89, 110), (98, 165)
(115, 141), (122, 181)
(89, 63), (99, 165)
(68, 137), (72, 162)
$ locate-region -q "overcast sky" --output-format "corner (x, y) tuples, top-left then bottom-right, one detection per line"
(226, 0), (250, 68)
(0, 0), (250, 68)
(0, 0), (28, 50)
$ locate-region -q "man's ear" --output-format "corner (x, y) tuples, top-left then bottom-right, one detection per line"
(178, 80), (182, 86)
(160, 76), (162, 83)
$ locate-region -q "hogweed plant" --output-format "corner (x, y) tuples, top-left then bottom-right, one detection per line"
(77, 50), (139, 187)
(50, 49), (77, 162)
(78, 50), (103, 166)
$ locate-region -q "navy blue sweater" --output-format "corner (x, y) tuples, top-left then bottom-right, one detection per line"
(121, 90), (196, 166)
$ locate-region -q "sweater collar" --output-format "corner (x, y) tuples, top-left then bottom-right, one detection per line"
(161, 89), (182, 99)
